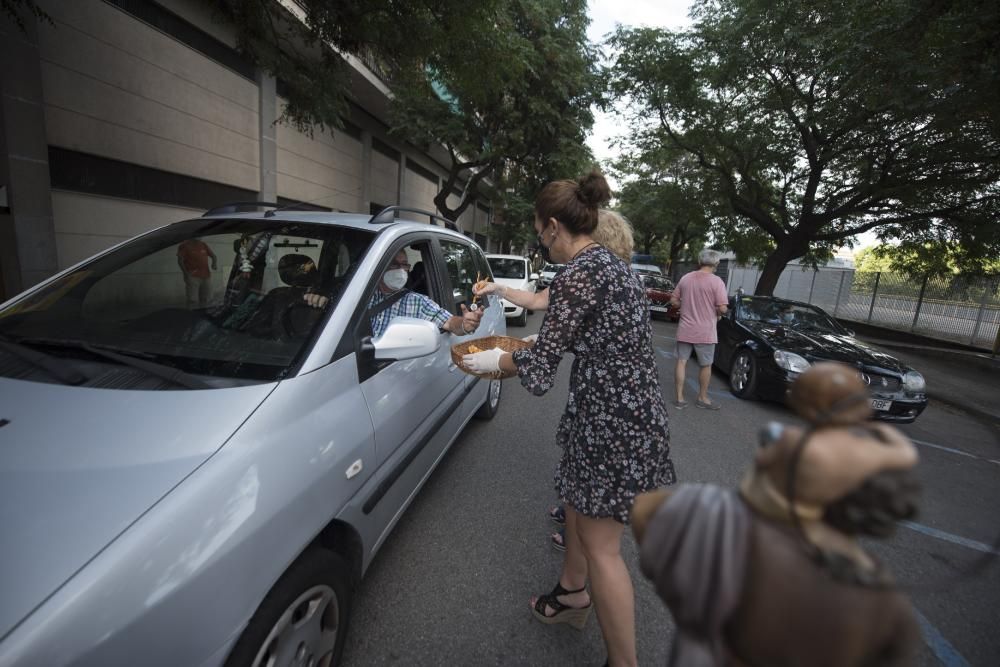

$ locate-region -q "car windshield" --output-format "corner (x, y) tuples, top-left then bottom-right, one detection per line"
(541, 263), (563, 274)
(0, 218), (376, 382)
(487, 257), (526, 279)
(737, 297), (846, 334)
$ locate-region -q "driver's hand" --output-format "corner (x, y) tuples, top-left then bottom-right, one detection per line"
(303, 293), (329, 309)
(460, 303), (482, 333)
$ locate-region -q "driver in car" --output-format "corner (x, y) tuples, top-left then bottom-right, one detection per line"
(304, 250), (482, 338)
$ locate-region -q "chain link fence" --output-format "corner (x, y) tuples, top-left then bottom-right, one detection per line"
(726, 264), (1000, 350)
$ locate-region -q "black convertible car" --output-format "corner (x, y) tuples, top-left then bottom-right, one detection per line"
(715, 294), (928, 423)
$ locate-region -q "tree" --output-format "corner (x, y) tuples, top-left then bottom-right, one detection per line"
(607, 0), (1000, 295)
(208, 0), (503, 134)
(388, 0), (601, 221)
(613, 150), (719, 266)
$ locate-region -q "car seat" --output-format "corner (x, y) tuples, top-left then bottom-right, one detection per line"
(407, 260), (428, 295)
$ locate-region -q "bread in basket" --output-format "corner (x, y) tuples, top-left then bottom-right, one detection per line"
(451, 335), (533, 379)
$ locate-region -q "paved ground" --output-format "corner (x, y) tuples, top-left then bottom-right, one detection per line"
(341, 314), (1000, 666)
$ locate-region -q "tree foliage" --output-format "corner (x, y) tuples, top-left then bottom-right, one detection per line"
(612, 149), (721, 268)
(389, 0), (600, 221)
(606, 0), (1000, 295)
(209, 0), (599, 225)
(208, 0), (501, 135)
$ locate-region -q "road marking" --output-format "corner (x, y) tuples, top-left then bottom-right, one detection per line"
(914, 609), (971, 667)
(910, 438), (1000, 466)
(900, 521), (1000, 556)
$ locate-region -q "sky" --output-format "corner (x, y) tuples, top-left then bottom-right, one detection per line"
(585, 0), (695, 171)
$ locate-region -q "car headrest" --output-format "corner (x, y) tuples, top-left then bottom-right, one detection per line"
(278, 254), (316, 287)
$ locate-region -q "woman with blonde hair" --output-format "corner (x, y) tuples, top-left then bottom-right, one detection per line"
(465, 172), (674, 667)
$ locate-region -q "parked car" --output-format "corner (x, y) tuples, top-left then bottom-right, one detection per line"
(0, 204), (506, 667)
(484, 254), (537, 327)
(714, 294), (927, 423)
(640, 273), (678, 321)
(631, 263), (663, 276)
(537, 262), (564, 289)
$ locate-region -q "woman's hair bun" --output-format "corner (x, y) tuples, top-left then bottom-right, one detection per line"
(577, 170), (611, 208)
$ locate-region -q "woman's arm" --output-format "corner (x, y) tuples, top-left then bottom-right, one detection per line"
(474, 283), (550, 311)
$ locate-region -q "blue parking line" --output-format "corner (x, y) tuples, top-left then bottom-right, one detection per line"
(655, 347), (676, 359)
(900, 521), (1000, 555)
(915, 609), (971, 667)
(686, 377), (734, 400)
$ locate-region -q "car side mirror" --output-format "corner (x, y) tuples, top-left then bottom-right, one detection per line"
(530, 273), (539, 281)
(373, 317), (441, 361)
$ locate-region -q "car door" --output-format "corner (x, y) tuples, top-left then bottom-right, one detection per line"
(715, 295), (741, 369)
(352, 234), (467, 536)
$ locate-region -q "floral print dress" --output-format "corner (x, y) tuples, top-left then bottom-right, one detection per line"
(511, 245), (676, 523)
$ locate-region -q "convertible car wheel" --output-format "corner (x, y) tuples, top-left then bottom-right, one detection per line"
(729, 350), (759, 399)
(225, 549), (352, 667)
(475, 377), (502, 420)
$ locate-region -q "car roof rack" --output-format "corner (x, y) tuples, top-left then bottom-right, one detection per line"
(202, 201), (335, 217)
(368, 205), (458, 231)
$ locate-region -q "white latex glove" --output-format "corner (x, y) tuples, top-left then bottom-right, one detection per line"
(462, 347), (504, 373)
(521, 334), (538, 344)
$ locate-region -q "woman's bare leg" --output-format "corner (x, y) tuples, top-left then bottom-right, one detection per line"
(531, 504), (589, 612)
(576, 513), (637, 667)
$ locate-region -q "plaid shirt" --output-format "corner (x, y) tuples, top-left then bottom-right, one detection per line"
(369, 289), (451, 338)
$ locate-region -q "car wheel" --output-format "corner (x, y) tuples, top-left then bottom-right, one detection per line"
(224, 549), (353, 667)
(514, 309), (527, 327)
(475, 377), (502, 420)
(729, 349), (758, 399)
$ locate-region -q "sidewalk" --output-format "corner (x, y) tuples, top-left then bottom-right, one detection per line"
(859, 336), (1000, 427)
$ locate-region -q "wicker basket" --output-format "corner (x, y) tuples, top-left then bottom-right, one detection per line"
(451, 335), (532, 379)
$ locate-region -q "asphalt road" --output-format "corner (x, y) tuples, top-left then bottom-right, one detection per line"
(342, 312), (1000, 666)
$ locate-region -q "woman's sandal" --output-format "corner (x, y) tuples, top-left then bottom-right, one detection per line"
(551, 528), (566, 552)
(530, 581), (592, 629)
(548, 505), (566, 525)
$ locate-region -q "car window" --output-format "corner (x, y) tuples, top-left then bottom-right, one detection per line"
(487, 257), (526, 279)
(0, 218), (376, 381)
(361, 240), (447, 341)
(440, 240), (479, 310)
(738, 297), (844, 333)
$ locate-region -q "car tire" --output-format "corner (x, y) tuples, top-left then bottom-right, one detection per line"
(224, 549), (353, 667)
(729, 349), (758, 399)
(514, 309), (527, 327)
(475, 377), (502, 420)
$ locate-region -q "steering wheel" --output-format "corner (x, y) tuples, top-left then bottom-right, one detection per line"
(281, 298), (323, 339)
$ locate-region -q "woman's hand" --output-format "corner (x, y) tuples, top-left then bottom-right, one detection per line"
(473, 281), (505, 297)
(462, 347), (504, 373)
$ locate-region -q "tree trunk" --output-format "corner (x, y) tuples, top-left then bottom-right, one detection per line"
(755, 242), (807, 296)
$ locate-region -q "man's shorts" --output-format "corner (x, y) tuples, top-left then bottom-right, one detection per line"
(676, 341), (715, 367)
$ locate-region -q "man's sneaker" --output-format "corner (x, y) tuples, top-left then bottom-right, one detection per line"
(695, 399), (721, 411)
(672, 400), (689, 409)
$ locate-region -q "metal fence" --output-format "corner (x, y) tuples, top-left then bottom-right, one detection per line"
(726, 264), (1000, 350)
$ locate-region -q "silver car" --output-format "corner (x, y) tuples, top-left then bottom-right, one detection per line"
(0, 205), (506, 667)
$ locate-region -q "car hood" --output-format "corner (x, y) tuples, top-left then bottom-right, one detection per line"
(493, 277), (530, 290)
(0, 379), (276, 640)
(742, 322), (910, 373)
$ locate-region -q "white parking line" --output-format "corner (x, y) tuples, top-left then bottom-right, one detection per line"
(910, 438), (1000, 466)
(900, 521), (1000, 556)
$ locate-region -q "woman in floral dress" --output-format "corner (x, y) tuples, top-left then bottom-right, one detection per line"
(464, 171), (675, 667)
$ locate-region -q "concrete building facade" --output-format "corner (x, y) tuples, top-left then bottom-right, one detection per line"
(0, 0), (494, 301)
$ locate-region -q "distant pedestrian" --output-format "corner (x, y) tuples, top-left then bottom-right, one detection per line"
(177, 237), (217, 308)
(670, 249), (728, 409)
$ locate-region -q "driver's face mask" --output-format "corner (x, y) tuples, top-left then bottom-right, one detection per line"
(382, 268), (408, 291)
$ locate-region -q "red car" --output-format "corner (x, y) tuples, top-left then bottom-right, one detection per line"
(640, 273), (679, 321)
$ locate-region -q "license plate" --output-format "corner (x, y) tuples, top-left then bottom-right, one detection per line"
(871, 398), (892, 411)
(650, 305), (669, 312)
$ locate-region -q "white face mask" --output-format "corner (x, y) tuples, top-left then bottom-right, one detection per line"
(382, 268), (408, 291)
